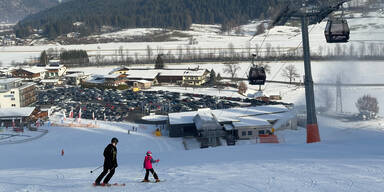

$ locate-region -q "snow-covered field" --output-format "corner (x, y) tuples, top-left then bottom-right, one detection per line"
(0, 12), (383, 65)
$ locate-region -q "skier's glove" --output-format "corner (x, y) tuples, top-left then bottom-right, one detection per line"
(156, 159), (160, 163)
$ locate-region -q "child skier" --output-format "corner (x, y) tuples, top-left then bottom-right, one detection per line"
(142, 150), (160, 182)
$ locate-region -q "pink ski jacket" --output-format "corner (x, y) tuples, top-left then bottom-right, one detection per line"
(143, 155), (156, 169)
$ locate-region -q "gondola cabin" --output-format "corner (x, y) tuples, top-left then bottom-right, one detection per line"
(248, 66), (266, 85)
(324, 19), (350, 43)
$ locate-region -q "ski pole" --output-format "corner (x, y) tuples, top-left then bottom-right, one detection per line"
(90, 165), (103, 173)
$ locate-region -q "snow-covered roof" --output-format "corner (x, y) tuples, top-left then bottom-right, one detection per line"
(65, 73), (89, 78)
(0, 78), (22, 84)
(233, 116), (271, 128)
(183, 69), (207, 77)
(19, 67), (46, 74)
(159, 70), (186, 76)
(84, 75), (105, 84)
(45, 65), (65, 70)
(169, 104), (291, 125)
(41, 79), (59, 83)
(110, 66), (129, 74)
(104, 74), (123, 79)
(135, 80), (152, 84)
(168, 111), (197, 125)
(126, 70), (159, 79)
(0, 107), (35, 118)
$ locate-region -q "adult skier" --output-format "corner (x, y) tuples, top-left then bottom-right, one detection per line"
(94, 137), (118, 186)
(142, 150), (160, 182)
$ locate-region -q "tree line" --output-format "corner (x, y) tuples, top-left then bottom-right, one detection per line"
(15, 0), (279, 39)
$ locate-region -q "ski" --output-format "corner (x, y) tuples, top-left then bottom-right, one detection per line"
(140, 179), (166, 183)
(93, 183), (126, 187)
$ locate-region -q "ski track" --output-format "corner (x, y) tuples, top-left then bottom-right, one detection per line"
(2, 160), (384, 192)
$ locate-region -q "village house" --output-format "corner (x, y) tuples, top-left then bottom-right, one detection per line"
(11, 67), (46, 80)
(65, 72), (90, 86)
(45, 63), (67, 79)
(83, 74), (127, 88)
(182, 69), (210, 86)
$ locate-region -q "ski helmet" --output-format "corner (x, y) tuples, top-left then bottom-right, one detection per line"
(146, 151), (152, 155)
(111, 137), (119, 144)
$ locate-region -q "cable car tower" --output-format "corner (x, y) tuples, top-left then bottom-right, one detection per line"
(272, 0), (350, 143)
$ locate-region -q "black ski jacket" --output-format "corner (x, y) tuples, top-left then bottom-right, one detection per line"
(103, 144), (117, 169)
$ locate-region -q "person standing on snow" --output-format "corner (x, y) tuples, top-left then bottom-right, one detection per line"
(142, 150), (160, 182)
(95, 137), (118, 186)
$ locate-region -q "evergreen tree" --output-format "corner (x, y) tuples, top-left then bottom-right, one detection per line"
(209, 69), (216, 85)
(155, 54), (164, 69)
(39, 51), (48, 66)
(216, 73), (222, 81)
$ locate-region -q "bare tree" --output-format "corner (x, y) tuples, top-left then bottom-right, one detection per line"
(238, 81), (248, 95)
(146, 45), (153, 63)
(223, 63), (240, 81)
(258, 62), (271, 74)
(282, 64), (300, 84)
(118, 46), (125, 65)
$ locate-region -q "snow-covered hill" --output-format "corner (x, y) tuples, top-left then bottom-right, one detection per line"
(0, 115), (384, 192)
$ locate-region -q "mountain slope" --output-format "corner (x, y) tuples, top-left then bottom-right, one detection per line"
(0, 0), (70, 23)
(14, 0), (280, 39)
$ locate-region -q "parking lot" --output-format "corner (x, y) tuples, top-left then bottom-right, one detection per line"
(36, 87), (288, 122)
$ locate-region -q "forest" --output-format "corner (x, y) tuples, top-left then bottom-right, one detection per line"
(14, 0), (280, 39)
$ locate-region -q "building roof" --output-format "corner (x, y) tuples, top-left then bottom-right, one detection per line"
(168, 104), (291, 125)
(126, 70), (159, 80)
(0, 78), (22, 84)
(41, 79), (59, 83)
(168, 111), (197, 125)
(65, 72), (89, 78)
(193, 109), (221, 131)
(19, 67), (46, 74)
(183, 69), (207, 77)
(232, 116), (271, 128)
(0, 107), (35, 118)
(104, 74), (123, 79)
(84, 75), (105, 84)
(45, 65), (65, 70)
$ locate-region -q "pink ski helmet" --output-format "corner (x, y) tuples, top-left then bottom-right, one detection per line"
(146, 150), (152, 155)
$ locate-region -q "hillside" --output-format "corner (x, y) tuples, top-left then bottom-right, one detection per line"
(14, 0), (279, 39)
(0, 0), (69, 23)
(0, 112), (384, 191)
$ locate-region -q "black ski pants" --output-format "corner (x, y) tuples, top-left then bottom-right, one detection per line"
(95, 167), (115, 184)
(144, 168), (159, 180)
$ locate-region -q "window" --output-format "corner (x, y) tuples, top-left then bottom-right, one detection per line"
(11, 98), (15, 101)
(10, 91), (14, 94)
(11, 104), (16, 107)
(258, 130), (265, 135)
(248, 131), (253, 135)
(242, 131), (246, 136)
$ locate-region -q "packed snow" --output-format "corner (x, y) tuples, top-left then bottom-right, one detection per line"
(1, 114), (384, 191)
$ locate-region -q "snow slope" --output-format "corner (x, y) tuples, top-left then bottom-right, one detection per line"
(0, 115), (384, 192)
